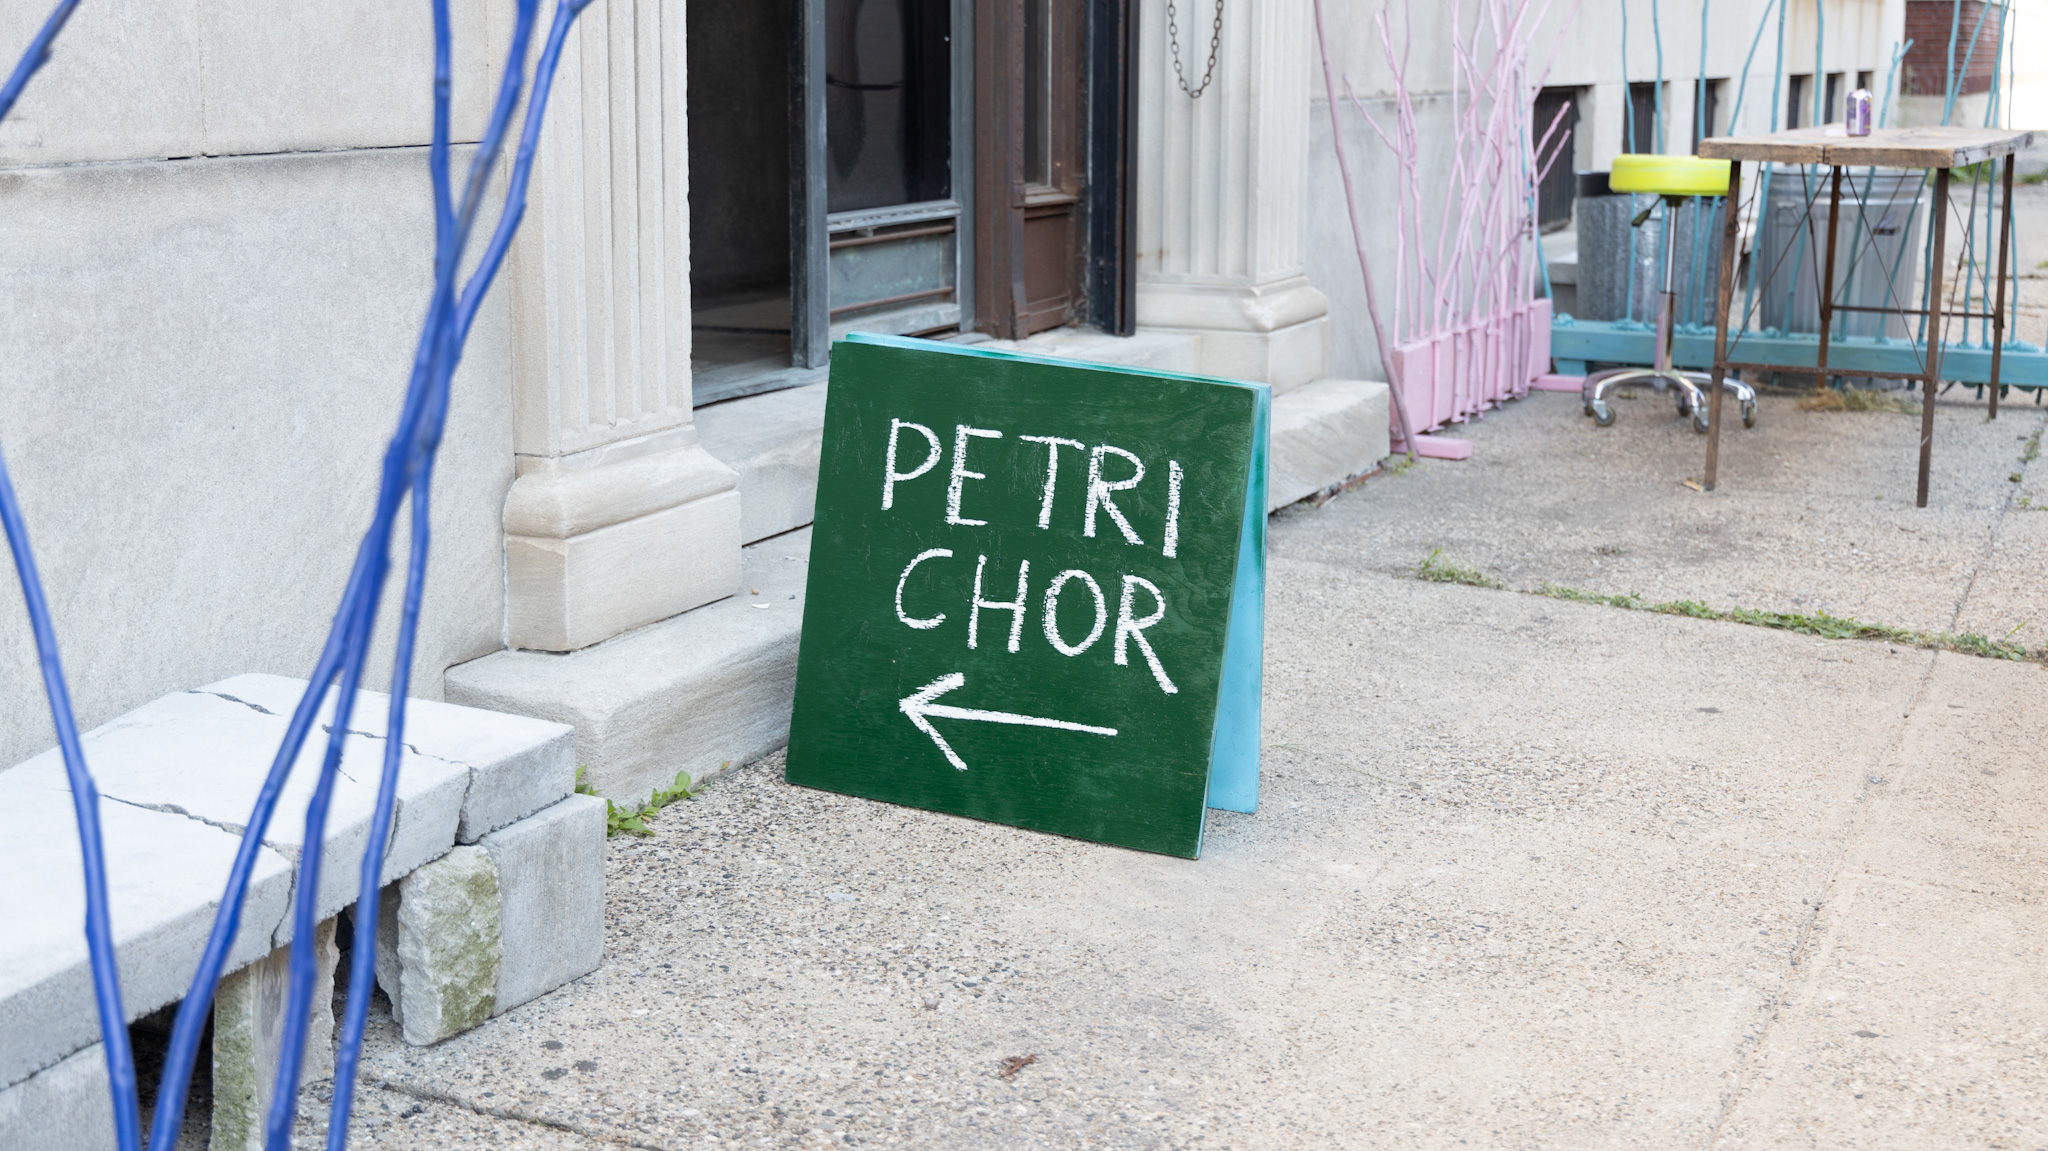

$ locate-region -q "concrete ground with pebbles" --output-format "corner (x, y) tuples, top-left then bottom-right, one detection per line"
(332, 381), (2048, 1150)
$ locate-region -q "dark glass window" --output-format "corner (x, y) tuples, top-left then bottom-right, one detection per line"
(826, 0), (953, 213)
(1533, 87), (1578, 231)
(1024, 0), (1052, 184)
(1625, 81), (1659, 153)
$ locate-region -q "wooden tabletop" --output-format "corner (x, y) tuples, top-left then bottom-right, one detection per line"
(1698, 125), (2035, 168)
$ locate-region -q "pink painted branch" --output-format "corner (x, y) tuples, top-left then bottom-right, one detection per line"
(1315, 0), (1418, 460)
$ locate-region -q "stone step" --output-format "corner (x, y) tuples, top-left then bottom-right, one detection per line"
(447, 527), (810, 803)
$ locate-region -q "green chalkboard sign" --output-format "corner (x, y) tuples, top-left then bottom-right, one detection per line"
(785, 334), (1266, 858)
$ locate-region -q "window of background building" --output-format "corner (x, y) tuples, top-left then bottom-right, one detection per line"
(1787, 73), (1811, 128)
(1693, 78), (1723, 150)
(1625, 81), (1660, 153)
(1534, 87), (1579, 230)
(1824, 72), (1844, 122)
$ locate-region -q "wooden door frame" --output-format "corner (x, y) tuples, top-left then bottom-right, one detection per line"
(975, 0), (1132, 339)
(972, 0), (1028, 339)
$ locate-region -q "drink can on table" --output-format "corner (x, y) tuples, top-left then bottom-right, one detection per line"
(1847, 88), (1873, 136)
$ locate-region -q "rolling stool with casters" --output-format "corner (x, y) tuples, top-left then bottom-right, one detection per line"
(1584, 154), (1758, 433)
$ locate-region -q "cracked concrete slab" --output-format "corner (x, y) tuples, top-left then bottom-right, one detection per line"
(0, 759), (293, 1092)
(69, 684), (469, 944)
(207, 673), (577, 844)
(2, 673), (576, 1108)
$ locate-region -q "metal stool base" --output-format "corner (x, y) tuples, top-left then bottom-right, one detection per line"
(1583, 368), (1756, 434)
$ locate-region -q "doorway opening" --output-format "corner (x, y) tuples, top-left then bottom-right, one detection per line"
(686, 0), (796, 404)
(685, 0), (1130, 405)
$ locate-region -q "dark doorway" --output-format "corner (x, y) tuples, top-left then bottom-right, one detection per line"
(789, 0), (974, 366)
(693, 0), (1131, 398)
(687, 0), (795, 403)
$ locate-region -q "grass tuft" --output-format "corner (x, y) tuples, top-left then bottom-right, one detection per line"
(1529, 583), (2039, 663)
(1797, 387), (1920, 414)
(577, 765), (716, 837)
(1415, 549), (1503, 589)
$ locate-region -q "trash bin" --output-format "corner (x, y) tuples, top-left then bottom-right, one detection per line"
(1574, 178), (1726, 327)
(1754, 164), (1925, 340)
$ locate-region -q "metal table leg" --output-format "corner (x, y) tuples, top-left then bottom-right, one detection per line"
(1704, 162), (1743, 491)
(1919, 166), (1951, 508)
(1990, 155), (2014, 420)
(1817, 166), (1843, 387)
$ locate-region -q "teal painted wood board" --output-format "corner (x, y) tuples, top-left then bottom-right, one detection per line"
(1551, 318), (2048, 386)
(785, 334), (1267, 858)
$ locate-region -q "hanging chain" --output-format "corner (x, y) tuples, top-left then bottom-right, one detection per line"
(1166, 0), (1223, 98)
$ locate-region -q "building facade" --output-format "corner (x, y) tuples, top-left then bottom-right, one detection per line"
(0, 0), (1390, 797)
(4, 0), (2040, 790)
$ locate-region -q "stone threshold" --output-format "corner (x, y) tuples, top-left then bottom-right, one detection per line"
(446, 526), (813, 804)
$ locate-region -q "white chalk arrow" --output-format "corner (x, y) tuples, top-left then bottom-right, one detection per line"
(899, 672), (1118, 771)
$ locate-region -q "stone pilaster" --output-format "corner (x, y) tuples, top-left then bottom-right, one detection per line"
(1133, 0), (1329, 393)
(502, 0), (740, 652)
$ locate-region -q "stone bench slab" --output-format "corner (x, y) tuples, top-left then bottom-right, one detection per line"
(73, 686), (470, 945)
(0, 676), (576, 1094)
(207, 674), (577, 844)
(0, 762), (293, 1091)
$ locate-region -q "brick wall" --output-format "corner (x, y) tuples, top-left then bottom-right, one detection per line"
(1902, 0), (2006, 97)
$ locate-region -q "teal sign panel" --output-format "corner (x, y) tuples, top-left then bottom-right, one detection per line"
(785, 334), (1266, 858)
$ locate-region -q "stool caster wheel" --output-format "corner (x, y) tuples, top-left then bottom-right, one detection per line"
(1692, 408), (1711, 435)
(1741, 399), (1758, 428)
(1592, 401), (1615, 427)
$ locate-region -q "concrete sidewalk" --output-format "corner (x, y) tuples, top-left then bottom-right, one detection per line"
(330, 388), (2047, 1150)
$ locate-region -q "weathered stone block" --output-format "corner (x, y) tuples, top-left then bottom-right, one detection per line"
(0, 1044), (113, 1151)
(0, 0), (502, 168)
(0, 760), (292, 1092)
(211, 918), (340, 1151)
(0, 148), (514, 774)
(376, 847), (503, 1046)
(482, 795), (606, 1013)
(505, 488), (744, 653)
(371, 797), (604, 1045)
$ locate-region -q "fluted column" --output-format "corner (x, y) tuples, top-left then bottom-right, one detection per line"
(500, 0), (740, 652)
(1133, 0), (1328, 393)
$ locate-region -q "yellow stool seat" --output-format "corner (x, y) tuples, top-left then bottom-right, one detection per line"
(1609, 153), (1732, 196)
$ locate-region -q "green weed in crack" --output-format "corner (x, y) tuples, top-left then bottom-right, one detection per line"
(1415, 549), (1503, 589)
(1530, 583), (2041, 664)
(576, 765), (717, 837)
(1421, 560), (2041, 663)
